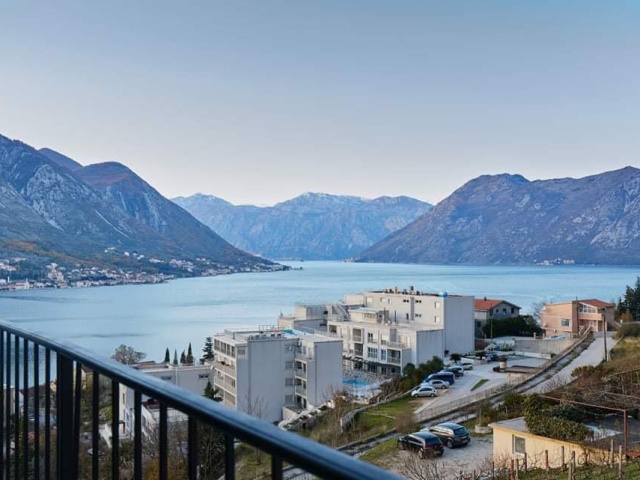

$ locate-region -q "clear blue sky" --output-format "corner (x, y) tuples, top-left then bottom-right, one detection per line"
(1, 1), (639, 206)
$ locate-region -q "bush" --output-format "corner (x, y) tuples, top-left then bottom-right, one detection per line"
(394, 411), (419, 434)
(524, 395), (592, 442)
(615, 322), (640, 339)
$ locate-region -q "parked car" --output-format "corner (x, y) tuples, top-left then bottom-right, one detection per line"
(411, 385), (437, 397)
(423, 422), (471, 448)
(444, 366), (464, 377)
(424, 379), (450, 389)
(425, 372), (456, 385)
(397, 432), (444, 458)
(461, 361), (474, 370)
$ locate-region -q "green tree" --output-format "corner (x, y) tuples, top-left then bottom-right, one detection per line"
(450, 353), (462, 363)
(201, 337), (214, 363)
(164, 347), (170, 364)
(173, 349), (178, 366)
(186, 342), (194, 364)
(112, 344), (146, 365)
(617, 277), (640, 320)
(180, 350), (186, 364)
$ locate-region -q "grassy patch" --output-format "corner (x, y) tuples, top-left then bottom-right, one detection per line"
(610, 337), (640, 360)
(359, 437), (398, 467)
(471, 378), (489, 391)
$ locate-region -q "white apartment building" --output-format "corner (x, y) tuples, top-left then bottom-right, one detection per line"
(212, 327), (343, 423)
(119, 362), (214, 438)
(325, 287), (474, 375)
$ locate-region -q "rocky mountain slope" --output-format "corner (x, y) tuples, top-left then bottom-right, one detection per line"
(357, 167), (640, 265)
(174, 193), (432, 260)
(0, 133), (266, 269)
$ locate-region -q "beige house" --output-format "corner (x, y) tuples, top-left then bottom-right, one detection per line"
(491, 417), (615, 469)
(540, 299), (615, 337)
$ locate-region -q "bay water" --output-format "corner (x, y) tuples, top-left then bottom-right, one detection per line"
(0, 261), (637, 361)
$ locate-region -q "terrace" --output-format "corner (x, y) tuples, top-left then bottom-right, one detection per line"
(0, 322), (401, 480)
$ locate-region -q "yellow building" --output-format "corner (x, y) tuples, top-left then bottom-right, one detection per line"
(491, 417), (616, 469)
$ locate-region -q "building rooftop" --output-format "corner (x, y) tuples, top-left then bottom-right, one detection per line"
(474, 298), (521, 311)
(366, 287), (468, 298)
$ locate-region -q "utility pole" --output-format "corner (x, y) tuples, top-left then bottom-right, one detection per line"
(602, 311), (608, 362)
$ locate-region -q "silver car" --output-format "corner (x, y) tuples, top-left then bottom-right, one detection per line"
(425, 379), (450, 389)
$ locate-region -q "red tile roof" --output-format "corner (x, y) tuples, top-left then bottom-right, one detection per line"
(475, 299), (503, 311)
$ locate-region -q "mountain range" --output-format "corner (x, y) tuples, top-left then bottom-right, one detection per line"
(0, 133), (266, 272)
(173, 193), (432, 260)
(357, 167), (640, 265)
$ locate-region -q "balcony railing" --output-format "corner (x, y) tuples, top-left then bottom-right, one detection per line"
(0, 321), (400, 480)
(295, 368), (307, 379)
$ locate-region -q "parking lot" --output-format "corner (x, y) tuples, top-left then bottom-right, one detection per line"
(412, 355), (547, 415)
(392, 435), (494, 478)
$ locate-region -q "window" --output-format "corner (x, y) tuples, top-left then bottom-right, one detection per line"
(367, 347), (378, 359)
(416, 299), (422, 303)
(434, 301), (441, 308)
(236, 346), (246, 357)
(367, 332), (374, 342)
(160, 375), (172, 381)
(415, 313), (422, 318)
(285, 361), (294, 369)
(380, 350), (387, 361)
(513, 435), (526, 455)
(561, 318), (570, 327)
(476, 321), (481, 328)
(511, 307), (515, 314)
(198, 373), (209, 379)
(285, 378), (294, 386)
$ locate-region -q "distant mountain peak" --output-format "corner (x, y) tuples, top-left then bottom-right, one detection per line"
(357, 167), (640, 266)
(174, 192), (432, 260)
(38, 148), (83, 172)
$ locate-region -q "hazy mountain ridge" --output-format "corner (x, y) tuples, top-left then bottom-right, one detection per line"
(173, 192), (432, 260)
(0, 133), (266, 268)
(357, 167), (640, 265)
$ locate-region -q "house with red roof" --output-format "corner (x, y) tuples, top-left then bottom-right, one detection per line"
(540, 299), (615, 336)
(474, 298), (522, 332)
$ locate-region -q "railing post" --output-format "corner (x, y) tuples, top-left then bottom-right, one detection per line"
(57, 354), (74, 480)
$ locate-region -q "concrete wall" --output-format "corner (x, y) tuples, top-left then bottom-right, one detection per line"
(442, 296), (475, 354)
(414, 329), (445, 365)
(243, 337), (292, 423)
(514, 337), (575, 356)
(305, 340), (343, 407)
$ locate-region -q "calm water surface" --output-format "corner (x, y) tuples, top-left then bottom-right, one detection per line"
(0, 261), (637, 359)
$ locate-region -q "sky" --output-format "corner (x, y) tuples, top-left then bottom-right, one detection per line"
(1, 1), (639, 206)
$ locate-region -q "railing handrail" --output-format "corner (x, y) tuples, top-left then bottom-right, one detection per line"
(0, 321), (402, 480)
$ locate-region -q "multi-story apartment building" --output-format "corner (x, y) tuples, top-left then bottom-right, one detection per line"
(324, 287), (474, 375)
(119, 362), (214, 438)
(327, 307), (444, 376)
(212, 327), (343, 423)
(540, 299), (615, 336)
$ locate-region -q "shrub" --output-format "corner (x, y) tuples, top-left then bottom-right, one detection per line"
(524, 395), (591, 442)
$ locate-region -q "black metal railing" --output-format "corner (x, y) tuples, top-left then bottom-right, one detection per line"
(0, 322), (403, 480)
